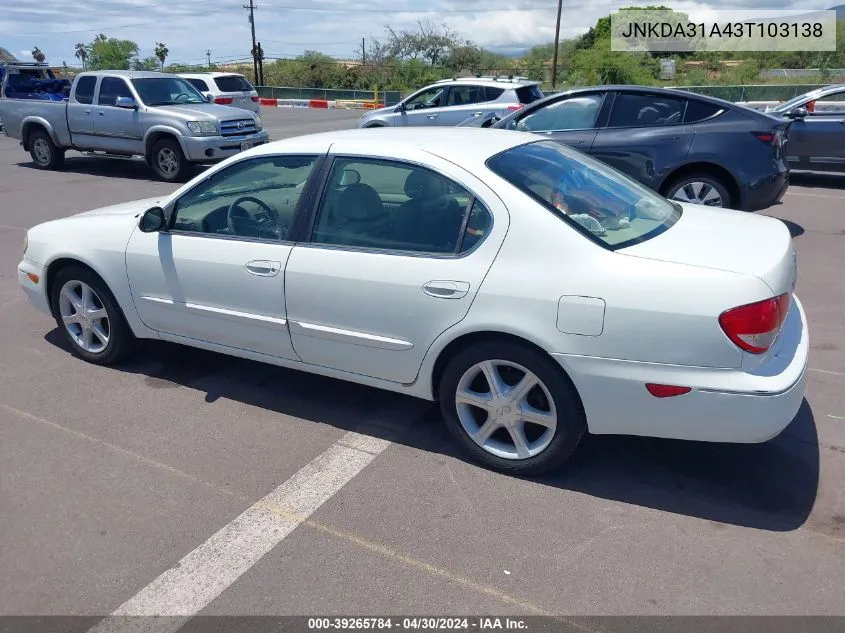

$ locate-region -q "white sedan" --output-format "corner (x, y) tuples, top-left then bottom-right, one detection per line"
(17, 127), (808, 474)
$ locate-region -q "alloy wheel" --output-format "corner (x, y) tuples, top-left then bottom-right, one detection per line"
(58, 280), (110, 354)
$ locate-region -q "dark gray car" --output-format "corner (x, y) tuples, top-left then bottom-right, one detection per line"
(462, 86), (791, 211)
(765, 84), (845, 172)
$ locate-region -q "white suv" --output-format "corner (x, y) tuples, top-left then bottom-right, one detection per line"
(179, 72), (260, 115)
(357, 76), (544, 128)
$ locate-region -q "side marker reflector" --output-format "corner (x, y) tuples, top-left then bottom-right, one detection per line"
(646, 383), (692, 398)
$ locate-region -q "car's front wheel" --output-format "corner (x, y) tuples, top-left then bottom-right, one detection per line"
(438, 340), (587, 475)
(149, 138), (191, 182)
(50, 265), (134, 365)
(665, 174), (732, 208)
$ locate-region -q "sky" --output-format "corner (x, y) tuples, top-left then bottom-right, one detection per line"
(1, 0), (836, 67)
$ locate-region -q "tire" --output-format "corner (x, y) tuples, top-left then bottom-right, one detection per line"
(50, 265), (135, 365)
(665, 173), (732, 209)
(438, 340), (587, 475)
(364, 122), (388, 128)
(149, 138), (191, 182)
(28, 129), (65, 170)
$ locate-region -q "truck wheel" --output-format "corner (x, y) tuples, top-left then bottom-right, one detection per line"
(29, 129), (65, 170)
(149, 138), (191, 183)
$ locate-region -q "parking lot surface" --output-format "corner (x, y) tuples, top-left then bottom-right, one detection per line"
(1, 107), (844, 620)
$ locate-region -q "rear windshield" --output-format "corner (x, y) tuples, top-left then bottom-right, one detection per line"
(214, 75), (254, 92)
(515, 84), (544, 104)
(487, 141), (680, 249)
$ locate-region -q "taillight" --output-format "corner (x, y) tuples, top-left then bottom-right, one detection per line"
(752, 131), (774, 144)
(507, 104), (524, 112)
(718, 293), (790, 354)
(251, 96), (260, 102)
(214, 96), (233, 105)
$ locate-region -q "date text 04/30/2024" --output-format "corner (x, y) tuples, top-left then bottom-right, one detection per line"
(306, 618), (529, 630)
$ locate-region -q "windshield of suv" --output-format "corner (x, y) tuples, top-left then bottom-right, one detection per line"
(131, 77), (207, 106)
(768, 88), (826, 113)
(487, 140), (680, 249)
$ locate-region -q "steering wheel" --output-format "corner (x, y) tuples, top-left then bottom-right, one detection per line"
(173, 93), (192, 103)
(227, 196), (283, 239)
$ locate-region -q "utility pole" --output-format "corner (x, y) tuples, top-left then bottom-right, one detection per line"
(243, 0), (258, 84)
(205, 49), (211, 67)
(362, 37), (366, 65)
(550, 0), (563, 89)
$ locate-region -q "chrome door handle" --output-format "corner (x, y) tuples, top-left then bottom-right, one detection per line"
(423, 280), (470, 299)
(97, 112), (105, 116)
(426, 114), (438, 119)
(84, 110), (91, 115)
(472, 111), (484, 117)
(245, 260), (281, 276)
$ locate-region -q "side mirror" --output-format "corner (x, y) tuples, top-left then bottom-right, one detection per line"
(788, 106), (808, 119)
(139, 206), (166, 233)
(396, 102), (406, 112)
(205, 93), (214, 103)
(116, 96), (137, 109)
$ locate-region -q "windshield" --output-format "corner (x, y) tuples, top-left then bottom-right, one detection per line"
(487, 141), (680, 249)
(769, 89), (826, 113)
(131, 77), (206, 106)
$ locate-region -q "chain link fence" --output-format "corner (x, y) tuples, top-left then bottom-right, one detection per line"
(256, 86), (403, 105)
(671, 84), (828, 102)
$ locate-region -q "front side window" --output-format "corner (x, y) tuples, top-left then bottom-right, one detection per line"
(171, 155), (318, 240)
(131, 77), (206, 106)
(404, 87), (446, 110)
(515, 94), (604, 132)
(609, 93), (685, 127)
(97, 77), (132, 106)
(487, 141), (680, 249)
(311, 158), (490, 254)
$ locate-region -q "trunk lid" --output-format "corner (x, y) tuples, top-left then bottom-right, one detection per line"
(620, 203), (797, 296)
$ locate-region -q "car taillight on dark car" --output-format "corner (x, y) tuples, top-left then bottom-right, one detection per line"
(719, 293), (791, 354)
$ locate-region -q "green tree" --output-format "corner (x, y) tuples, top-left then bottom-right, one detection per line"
(87, 34), (139, 70)
(154, 42), (168, 70)
(31, 46), (46, 63)
(74, 42), (88, 69)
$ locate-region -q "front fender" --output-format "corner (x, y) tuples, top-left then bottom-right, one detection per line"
(143, 125), (189, 157)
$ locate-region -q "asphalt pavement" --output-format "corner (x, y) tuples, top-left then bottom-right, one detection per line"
(0, 107), (844, 624)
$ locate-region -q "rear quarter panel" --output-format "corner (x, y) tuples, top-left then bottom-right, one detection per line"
(0, 100), (71, 146)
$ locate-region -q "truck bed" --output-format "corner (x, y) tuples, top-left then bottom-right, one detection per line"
(0, 98), (70, 147)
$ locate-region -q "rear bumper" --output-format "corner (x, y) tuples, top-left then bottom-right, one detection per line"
(181, 130), (270, 162)
(555, 294), (808, 443)
(743, 166), (789, 211)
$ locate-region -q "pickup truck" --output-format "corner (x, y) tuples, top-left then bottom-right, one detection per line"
(0, 70), (270, 182)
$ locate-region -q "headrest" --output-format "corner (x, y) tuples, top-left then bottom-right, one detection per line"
(404, 170), (446, 200)
(336, 183), (385, 222)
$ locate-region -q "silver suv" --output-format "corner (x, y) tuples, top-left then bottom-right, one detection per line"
(356, 76), (544, 128)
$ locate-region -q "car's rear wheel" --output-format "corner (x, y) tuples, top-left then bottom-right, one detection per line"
(29, 129), (65, 170)
(438, 340), (587, 475)
(149, 138), (191, 182)
(50, 265), (134, 365)
(666, 174), (732, 208)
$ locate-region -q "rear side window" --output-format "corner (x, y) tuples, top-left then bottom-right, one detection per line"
(74, 76), (97, 104)
(515, 84), (544, 104)
(214, 75), (254, 92)
(684, 99), (723, 123)
(609, 93), (685, 127)
(484, 86), (505, 102)
(185, 78), (211, 92)
(446, 85), (486, 106)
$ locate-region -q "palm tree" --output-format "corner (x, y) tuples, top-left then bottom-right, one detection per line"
(31, 46), (46, 63)
(74, 42), (88, 69)
(154, 42), (168, 70)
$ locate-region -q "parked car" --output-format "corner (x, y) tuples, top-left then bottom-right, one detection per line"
(765, 84), (845, 173)
(461, 85), (790, 211)
(17, 128), (807, 475)
(0, 70), (269, 182)
(356, 76), (544, 128)
(179, 72), (260, 115)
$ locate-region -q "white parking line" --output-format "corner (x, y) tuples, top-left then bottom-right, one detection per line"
(88, 431), (390, 633)
(785, 192), (845, 200)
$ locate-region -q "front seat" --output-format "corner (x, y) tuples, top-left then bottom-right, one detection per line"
(327, 183), (392, 246)
(393, 171), (464, 252)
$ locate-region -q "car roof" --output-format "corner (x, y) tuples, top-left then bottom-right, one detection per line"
(550, 84), (739, 108)
(75, 70), (175, 79)
(178, 72), (245, 79)
(248, 127), (534, 166)
(430, 76), (540, 88)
